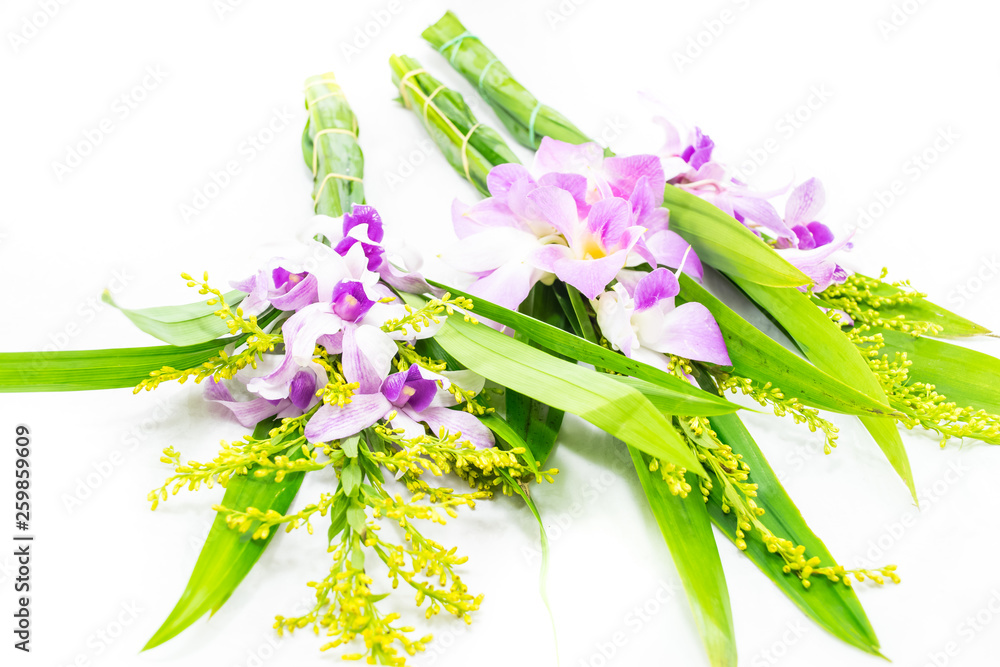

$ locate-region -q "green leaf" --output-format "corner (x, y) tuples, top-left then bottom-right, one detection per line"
(328, 492), (350, 544)
(663, 185), (811, 288)
(341, 459), (362, 498)
(857, 275), (991, 337)
(677, 275), (899, 417)
(346, 505), (367, 534)
(144, 419), (306, 651)
(505, 285), (569, 466)
(412, 296), (707, 475)
(428, 281), (738, 417)
(734, 279), (916, 501)
(630, 447), (736, 667)
(341, 434), (360, 458)
(702, 410), (882, 656)
(0, 309), (280, 392)
(878, 329), (1000, 415)
(101, 290), (247, 346)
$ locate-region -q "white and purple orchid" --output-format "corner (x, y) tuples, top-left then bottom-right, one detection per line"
(594, 268), (731, 371)
(304, 363), (494, 449)
(205, 356), (328, 428)
(773, 178), (853, 292)
(205, 204), (489, 450)
(651, 107), (856, 292)
(442, 137), (703, 309)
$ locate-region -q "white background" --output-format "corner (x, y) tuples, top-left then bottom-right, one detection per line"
(2, 1), (1000, 666)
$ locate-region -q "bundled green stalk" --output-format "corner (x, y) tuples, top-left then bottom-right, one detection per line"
(303, 73), (365, 215)
(422, 11), (589, 150)
(390, 54), (519, 194)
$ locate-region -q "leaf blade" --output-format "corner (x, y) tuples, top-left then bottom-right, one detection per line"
(102, 289), (246, 346)
(678, 275), (899, 417)
(144, 420), (306, 650)
(630, 447), (736, 667)
(703, 411), (882, 655)
(734, 279), (915, 501)
(664, 185), (811, 288)
(422, 304), (707, 475)
(427, 281), (739, 417)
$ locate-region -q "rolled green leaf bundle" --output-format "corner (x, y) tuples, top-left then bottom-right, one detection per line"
(303, 73), (364, 216)
(422, 10), (589, 149)
(390, 54), (519, 195)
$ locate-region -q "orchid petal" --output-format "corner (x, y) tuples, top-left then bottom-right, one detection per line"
(645, 302), (732, 366)
(538, 172), (591, 219)
(487, 163), (533, 200)
(417, 407), (495, 449)
(205, 379), (286, 427)
(594, 284), (639, 356)
(633, 267), (680, 311)
(533, 137), (604, 176)
(456, 197), (518, 237)
(527, 186), (581, 240)
(732, 196), (795, 240)
(304, 393), (391, 443)
(342, 324), (396, 392)
(439, 227), (544, 275)
(603, 154), (666, 199)
(586, 197), (633, 245)
(785, 177), (826, 226)
(466, 259), (544, 311)
(645, 230), (704, 281)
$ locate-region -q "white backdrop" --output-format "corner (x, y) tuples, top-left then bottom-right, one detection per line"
(2, 1), (1000, 666)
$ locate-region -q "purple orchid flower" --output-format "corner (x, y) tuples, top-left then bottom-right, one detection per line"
(335, 205), (385, 271)
(528, 187), (646, 299)
(653, 116), (716, 181)
(594, 268), (731, 370)
(205, 355), (328, 427)
(649, 114), (796, 242)
(774, 179), (853, 292)
(442, 138), (702, 308)
(333, 204), (435, 296)
(231, 258), (320, 316)
(304, 363), (494, 449)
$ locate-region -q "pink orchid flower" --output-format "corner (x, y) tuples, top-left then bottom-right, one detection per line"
(594, 268), (731, 370)
(442, 138), (702, 308)
(304, 363), (494, 449)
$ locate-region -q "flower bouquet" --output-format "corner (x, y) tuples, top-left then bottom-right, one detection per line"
(2, 10), (999, 667)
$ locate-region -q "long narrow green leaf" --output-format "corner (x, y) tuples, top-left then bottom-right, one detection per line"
(664, 185), (810, 288)
(735, 280), (916, 501)
(411, 298), (706, 475)
(878, 329), (1000, 415)
(505, 285), (567, 465)
(428, 280), (738, 417)
(630, 447), (736, 667)
(678, 275), (898, 417)
(0, 310), (279, 392)
(702, 410), (882, 656)
(144, 419), (306, 650)
(102, 289), (246, 346)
